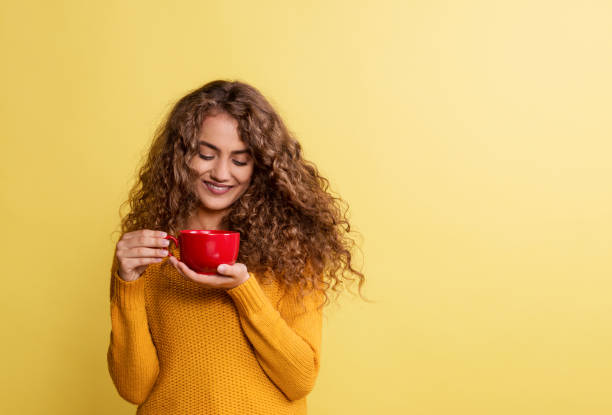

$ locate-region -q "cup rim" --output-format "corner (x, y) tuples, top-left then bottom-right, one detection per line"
(179, 229), (239, 236)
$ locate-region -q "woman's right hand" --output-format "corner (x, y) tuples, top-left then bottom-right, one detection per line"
(116, 229), (170, 282)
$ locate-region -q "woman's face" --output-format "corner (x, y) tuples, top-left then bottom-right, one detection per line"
(188, 111), (254, 213)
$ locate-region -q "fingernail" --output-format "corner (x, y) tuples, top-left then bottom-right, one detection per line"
(218, 264), (227, 272)
(161, 231), (167, 237)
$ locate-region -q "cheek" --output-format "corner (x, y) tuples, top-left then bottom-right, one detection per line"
(188, 157), (204, 173)
(237, 167), (254, 184)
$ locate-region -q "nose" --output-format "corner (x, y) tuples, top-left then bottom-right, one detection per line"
(210, 158), (231, 183)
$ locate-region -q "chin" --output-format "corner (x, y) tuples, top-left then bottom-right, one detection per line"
(200, 200), (232, 211)
(197, 194), (234, 211)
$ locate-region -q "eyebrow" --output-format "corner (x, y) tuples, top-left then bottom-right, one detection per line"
(198, 140), (250, 155)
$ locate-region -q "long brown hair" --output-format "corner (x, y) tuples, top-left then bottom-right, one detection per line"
(118, 79), (368, 309)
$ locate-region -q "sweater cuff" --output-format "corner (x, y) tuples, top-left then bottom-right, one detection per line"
(226, 273), (269, 316)
(112, 270), (146, 309)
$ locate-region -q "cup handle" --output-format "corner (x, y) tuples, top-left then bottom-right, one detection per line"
(164, 235), (179, 257)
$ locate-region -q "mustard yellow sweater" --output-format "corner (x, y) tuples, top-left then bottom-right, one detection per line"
(107, 245), (324, 414)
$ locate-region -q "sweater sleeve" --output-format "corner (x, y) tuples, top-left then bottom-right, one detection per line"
(226, 273), (324, 401)
(107, 255), (160, 405)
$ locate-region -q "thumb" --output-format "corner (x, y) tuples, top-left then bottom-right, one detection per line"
(217, 263), (245, 276)
(217, 263), (232, 274)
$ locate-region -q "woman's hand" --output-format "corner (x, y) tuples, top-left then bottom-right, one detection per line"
(168, 256), (250, 290)
(116, 229), (170, 282)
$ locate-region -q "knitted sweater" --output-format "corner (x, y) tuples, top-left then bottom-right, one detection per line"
(107, 244), (324, 414)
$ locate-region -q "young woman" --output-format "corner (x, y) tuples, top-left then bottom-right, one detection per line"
(107, 80), (366, 414)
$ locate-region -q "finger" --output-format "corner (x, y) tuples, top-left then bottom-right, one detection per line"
(176, 261), (234, 288)
(124, 257), (164, 268)
(187, 272), (233, 288)
(175, 260), (202, 281)
(121, 247), (169, 258)
(121, 235), (171, 249)
(123, 229), (167, 240)
(216, 262), (247, 277)
(169, 257), (205, 285)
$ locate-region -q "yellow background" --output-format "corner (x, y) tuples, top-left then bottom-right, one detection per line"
(1, 1), (611, 413)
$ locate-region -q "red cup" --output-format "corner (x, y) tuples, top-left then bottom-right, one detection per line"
(164, 230), (240, 275)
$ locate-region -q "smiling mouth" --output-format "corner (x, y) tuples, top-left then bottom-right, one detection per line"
(204, 181), (233, 194)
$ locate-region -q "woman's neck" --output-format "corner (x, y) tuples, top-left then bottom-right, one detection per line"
(185, 206), (229, 230)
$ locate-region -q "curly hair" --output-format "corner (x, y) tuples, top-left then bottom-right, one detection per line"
(118, 79), (368, 310)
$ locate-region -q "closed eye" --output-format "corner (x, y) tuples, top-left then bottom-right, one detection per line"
(199, 154), (248, 166)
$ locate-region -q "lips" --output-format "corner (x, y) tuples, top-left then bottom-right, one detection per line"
(203, 180), (233, 195)
(205, 180), (232, 188)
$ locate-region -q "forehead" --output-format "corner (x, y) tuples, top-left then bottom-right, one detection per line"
(197, 112), (249, 153)
(198, 112), (239, 141)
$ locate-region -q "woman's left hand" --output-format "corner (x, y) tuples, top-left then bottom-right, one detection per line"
(168, 256), (250, 290)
